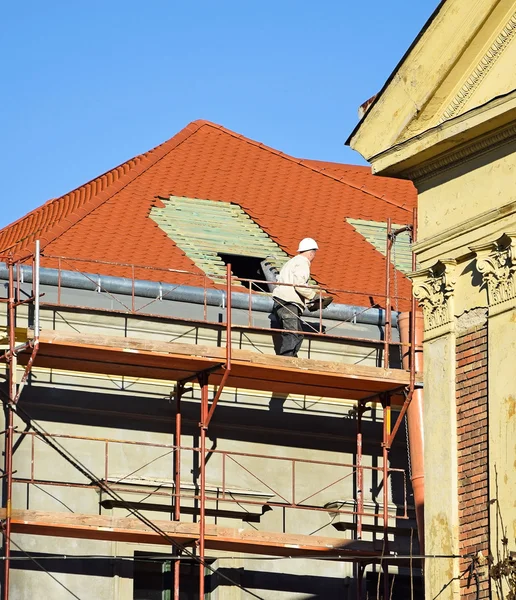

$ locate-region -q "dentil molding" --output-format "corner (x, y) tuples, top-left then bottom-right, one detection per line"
(440, 12), (516, 122)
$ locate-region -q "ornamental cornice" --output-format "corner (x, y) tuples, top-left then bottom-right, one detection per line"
(412, 200), (516, 261)
(410, 259), (457, 340)
(402, 121), (516, 182)
(470, 232), (516, 316)
(440, 12), (516, 122)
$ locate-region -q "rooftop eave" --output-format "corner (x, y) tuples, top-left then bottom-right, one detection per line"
(347, 0), (502, 168)
(366, 89), (516, 179)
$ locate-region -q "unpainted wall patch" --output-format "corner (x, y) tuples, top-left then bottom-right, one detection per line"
(456, 307), (488, 334)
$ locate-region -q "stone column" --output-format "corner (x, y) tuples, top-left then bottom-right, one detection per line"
(471, 232), (516, 599)
(412, 259), (460, 600)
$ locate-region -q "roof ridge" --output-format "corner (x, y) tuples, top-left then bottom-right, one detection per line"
(200, 122), (413, 213)
(300, 158), (370, 170)
(1, 121), (208, 254)
(0, 155), (148, 252)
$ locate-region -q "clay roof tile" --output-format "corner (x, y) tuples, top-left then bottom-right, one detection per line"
(0, 120), (416, 308)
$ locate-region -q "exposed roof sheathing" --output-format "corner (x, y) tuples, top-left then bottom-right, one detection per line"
(347, 219), (413, 275)
(150, 196), (289, 283)
(0, 120), (417, 307)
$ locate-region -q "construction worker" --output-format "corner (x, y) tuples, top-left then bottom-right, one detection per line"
(272, 238), (319, 357)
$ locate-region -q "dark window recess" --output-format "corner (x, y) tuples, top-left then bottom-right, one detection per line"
(365, 572), (423, 599)
(218, 253), (269, 292)
(133, 552), (213, 600)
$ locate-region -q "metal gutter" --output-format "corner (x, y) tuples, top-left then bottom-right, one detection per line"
(0, 263), (397, 327)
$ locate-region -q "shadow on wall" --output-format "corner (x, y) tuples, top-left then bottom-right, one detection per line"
(5, 382), (414, 542)
(10, 555), (357, 599)
(213, 568), (348, 598)
(13, 384), (390, 455)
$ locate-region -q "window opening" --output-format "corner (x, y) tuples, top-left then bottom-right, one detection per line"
(218, 253), (269, 292)
(133, 552), (213, 600)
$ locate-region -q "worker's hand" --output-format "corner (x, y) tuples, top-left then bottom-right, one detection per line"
(306, 296), (334, 312)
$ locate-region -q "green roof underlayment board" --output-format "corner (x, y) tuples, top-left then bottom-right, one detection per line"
(151, 196), (290, 284)
(347, 219), (413, 275)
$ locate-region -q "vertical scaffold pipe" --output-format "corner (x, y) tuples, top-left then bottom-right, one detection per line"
(382, 398), (391, 600)
(173, 383), (182, 600)
(356, 404), (364, 540)
(355, 402), (365, 600)
(198, 377), (208, 599)
(398, 312), (425, 555)
(226, 264), (232, 372)
(3, 259), (15, 600)
(34, 241), (40, 340)
(384, 219), (392, 368)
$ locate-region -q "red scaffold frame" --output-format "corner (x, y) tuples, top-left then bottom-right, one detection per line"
(0, 211), (421, 600)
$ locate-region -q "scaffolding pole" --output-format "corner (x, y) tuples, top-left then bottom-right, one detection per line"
(198, 374), (209, 598)
(383, 218), (392, 369)
(356, 402), (364, 541)
(355, 401), (365, 600)
(173, 382), (183, 600)
(382, 396), (392, 600)
(2, 258), (15, 600)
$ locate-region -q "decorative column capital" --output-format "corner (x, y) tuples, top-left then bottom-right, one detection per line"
(470, 233), (516, 316)
(410, 259), (457, 340)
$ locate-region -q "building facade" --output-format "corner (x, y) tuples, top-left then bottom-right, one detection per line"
(1, 122), (422, 598)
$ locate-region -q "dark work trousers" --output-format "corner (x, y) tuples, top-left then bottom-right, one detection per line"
(273, 301), (304, 357)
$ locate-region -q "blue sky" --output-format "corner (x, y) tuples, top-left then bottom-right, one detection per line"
(1, 0), (438, 229)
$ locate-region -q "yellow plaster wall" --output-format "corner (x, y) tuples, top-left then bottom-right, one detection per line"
(423, 334), (460, 599)
(454, 262), (487, 317)
(413, 152), (516, 598)
(488, 308), (516, 581)
(349, 0), (502, 159)
(466, 37), (516, 111)
(411, 0), (516, 132)
(416, 138), (516, 242)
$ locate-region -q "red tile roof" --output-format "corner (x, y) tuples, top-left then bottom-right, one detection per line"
(0, 120), (417, 308)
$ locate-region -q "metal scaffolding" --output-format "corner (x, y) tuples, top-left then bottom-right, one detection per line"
(0, 214), (420, 600)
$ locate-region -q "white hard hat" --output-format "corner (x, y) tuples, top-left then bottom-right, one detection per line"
(297, 238), (319, 253)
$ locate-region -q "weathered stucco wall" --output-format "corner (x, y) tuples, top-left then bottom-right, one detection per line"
(422, 334), (459, 598)
(416, 138), (516, 243)
(488, 306), (516, 594)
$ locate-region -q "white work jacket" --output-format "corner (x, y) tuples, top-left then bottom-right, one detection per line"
(272, 254), (317, 308)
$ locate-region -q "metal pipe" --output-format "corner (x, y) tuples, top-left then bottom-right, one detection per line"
(11, 244), (40, 405)
(174, 383), (182, 600)
(3, 410), (13, 600)
(383, 219), (392, 368)
(174, 386), (182, 522)
(399, 311), (425, 557)
(226, 264), (232, 373)
(198, 376), (208, 599)
(356, 403), (364, 541)
(0, 263), (398, 327)
(205, 265), (232, 428)
(34, 241), (40, 340)
(382, 398), (391, 600)
(3, 259), (16, 600)
(398, 207), (425, 557)
(13, 346), (38, 404)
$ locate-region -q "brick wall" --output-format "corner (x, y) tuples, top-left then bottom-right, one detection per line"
(456, 325), (489, 599)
